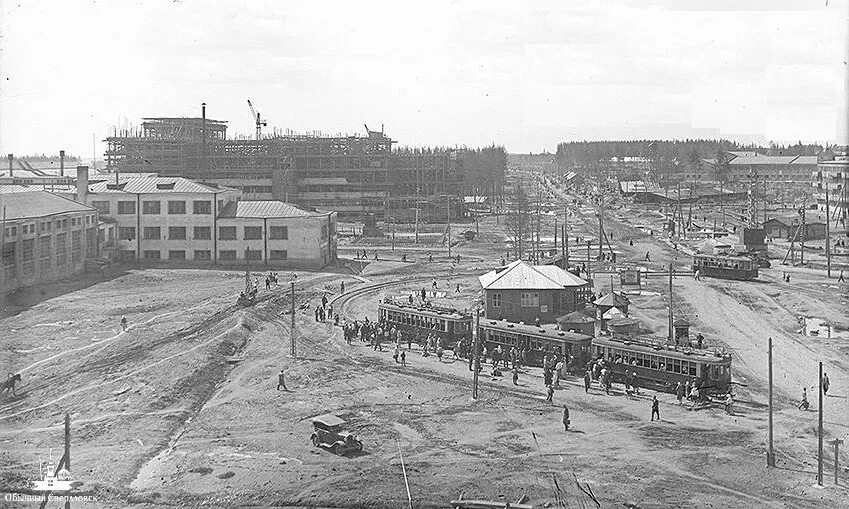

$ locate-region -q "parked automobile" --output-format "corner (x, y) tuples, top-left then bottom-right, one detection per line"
(310, 414), (363, 455)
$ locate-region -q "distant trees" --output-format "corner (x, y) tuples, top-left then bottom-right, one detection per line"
(504, 183), (532, 260)
(461, 145), (506, 206)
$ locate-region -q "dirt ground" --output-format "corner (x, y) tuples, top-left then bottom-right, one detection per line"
(0, 204), (847, 508)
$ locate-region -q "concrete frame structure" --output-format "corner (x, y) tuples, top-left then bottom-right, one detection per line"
(1, 190), (98, 295)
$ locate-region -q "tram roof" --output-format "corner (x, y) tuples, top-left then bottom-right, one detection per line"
(378, 299), (469, 320)
(480, 319), (592, 342)
(594, 335), (731, 362)
(693, 253), (754, 263)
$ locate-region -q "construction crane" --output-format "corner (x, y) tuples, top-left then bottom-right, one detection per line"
(247, 99), (267, 140)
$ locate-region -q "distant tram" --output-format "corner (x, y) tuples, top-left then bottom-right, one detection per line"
(477, 319), (592, 370)
(592, 336), (732, 394)
(692, 253), (758, 281)
(377, 298), (472, 348)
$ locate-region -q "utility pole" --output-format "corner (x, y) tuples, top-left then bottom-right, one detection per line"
(447, 196), (451, 259)
(826, 188), (831, 277)
(667, 262), (674, 343)
(800, 205), (806, 266)
(818, 361), (824, 486)
(554, 217), (558, 254)
(472, 307), (480, 399)
(290, 282), (296, 357)
(767, 337), (775, 467)
(586, 240), (592, 284)
(563, 204), (569, 269)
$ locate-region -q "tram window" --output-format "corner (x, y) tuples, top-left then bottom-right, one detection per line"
(688, 362), (697, 376)
(650, 356), (658, 369)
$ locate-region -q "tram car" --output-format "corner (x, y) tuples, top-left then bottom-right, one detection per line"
(377, 298), (472, 349)
(592, 336), (732, 394)
(692, 253), (758, 281)
(477, 319), (592, 370)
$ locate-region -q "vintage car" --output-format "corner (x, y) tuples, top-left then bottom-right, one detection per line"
(310, 414), (363, 455)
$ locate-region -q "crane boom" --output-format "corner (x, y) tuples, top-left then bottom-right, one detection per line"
(246, 99), (267, 140)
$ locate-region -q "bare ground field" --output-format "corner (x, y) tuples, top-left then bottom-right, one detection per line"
(0, 211), (847, 508)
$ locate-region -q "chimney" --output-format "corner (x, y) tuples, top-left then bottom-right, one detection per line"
(838, 9), (849, 155)
(7, 154), (12, 177)
(60, 150), (65, 177)
(76, 165), (89, 204)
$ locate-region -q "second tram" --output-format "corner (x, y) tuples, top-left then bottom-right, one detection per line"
(477, 319), (593, 370)
(692, 253), (758, 281)
(377, 298), (472, 348)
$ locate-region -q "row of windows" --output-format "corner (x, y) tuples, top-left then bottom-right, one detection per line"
(482, 329), (586, 354)
(4, 216), (93, 239)
(102, 200), (213, 216)
(597, 346), (700, 376)
(140, 249), (288, 261)
(115, 226), (289, 241)
(377, 308), (469, 333)
(489, 292), (543, 309)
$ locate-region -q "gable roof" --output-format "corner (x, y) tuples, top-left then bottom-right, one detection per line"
(479, 260), (588, 290)
(0, 191), (94, 220)
(88, 177), (232, 194)
(593, 291), (630, 307)
(218, 200), (325, 219)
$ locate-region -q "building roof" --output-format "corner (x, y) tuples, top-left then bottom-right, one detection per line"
(0, 184), (39, 194)
(479, 260), (588, 290)
(88, 177), (232, 194)
(219, 200), (326, 219)
(556, 309), (597, 324)
(593, 291), (630, 307)
(0, 191), (94, 220)
(728, 155), (809, 165)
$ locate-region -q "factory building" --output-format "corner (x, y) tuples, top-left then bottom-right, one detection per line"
(0, 190), (99, 295)
(104, 115), (464, 221)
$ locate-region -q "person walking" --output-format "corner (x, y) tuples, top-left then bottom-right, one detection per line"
(645, 251), (651, 262)
(512, 366), (519, 385)
(675, 381), (685, 405)
(839, 270), (845, 283)
(799, 387), (809, 410)
(120, 316), (128, 332)
(584, 370), (591, 392)
(340, 281), (345, 294)
(276, 369), (288, 391)
(822, 372), (830, 396)
(651, 396), (660, 421)
(546, 384), (554, 404)
(265, 277), (271, 290)
(393, 346), (400, 363)
(694, 269), (700, 281)
(562, 406), (570, 431)
(400, 350), (406, 366)
(724, 393), (734, 415)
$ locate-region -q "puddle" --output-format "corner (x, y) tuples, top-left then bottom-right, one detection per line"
(801, 317), (832, 337)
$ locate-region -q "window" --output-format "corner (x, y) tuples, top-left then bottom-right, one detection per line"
(117, 201), (136, 214)
(219, 250), (237, 261)
(269, 226), (288, 240)
(143, 250), (161, 260)
(56, 233), (67, 267)
(219, 226), (237, 240)
(194, 250), (211, 261)
(168, 201), (186, 214)
(193, 200), (211, 214)
(193, 226), (211, 240)
(169, 250), (186, 260)
(4, 226), (16, 238)
(92, 201), (110, 214)
(491, 292), (502, 308)
(520, 292), (539, 307)
(142, 201), (161, 214)
(143, 227), (161, 240)
(168, 227), (186, 240)
(321, 224), (328, 239)
(245, 249), (262, 261)
(270, 250), (288, 261)
(244, 226), (262, 240)
(118, 227), (136, 240)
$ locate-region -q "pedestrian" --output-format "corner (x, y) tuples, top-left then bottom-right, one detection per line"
(428, 252), (433, 263)
(340, 281), (345, 294)
(839, 270), (845, 283)
(436, 346), (444, 363)
(724, 393), (734, 415)
(456, 254), (460, 264)
(675, 381), (685, 405)
(822, 372), (830, 395)
(584, 371), (591, 392)
(374, 252), (379, 260)
(321, 294), (328, 309)
(456, 283), (461, 293)
(120, 315), (127, 331)
(421, 288), (427, 301)
(400, 350), (406, 366)
(546, 384), (554, 404)
(645, 251), (651, 262)
(562, 406), (570, 431)
(694, 269), (700, 281)
(512, 366), (519, 385)
(393, 346), (400, 363)
(276, 369), (288, 391)
(651, 396), (660, 421)
(799, 387), (809, 410)
(632, 373), (639, 395)
(432, 279), (437, 289)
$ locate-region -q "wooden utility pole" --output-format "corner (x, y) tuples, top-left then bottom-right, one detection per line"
(826, 188), (831, 277)
(290, 282), (296, 357)
(472, 308), (480, 399)
(800, 205), (806, 265)
(554, 217), (558, 254)
(586, 240), (592, 284)
(563, 204), (569, 269)
(818, 361), (824, 486)
(667, 263), (674, 343)
(767, 337), (775, 467)
(447, 196), (452, 259)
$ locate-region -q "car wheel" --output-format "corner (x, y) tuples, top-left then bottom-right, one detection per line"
(311, 435), (319, 447)
(330, 443), (341, 455)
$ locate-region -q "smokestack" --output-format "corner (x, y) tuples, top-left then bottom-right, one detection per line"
(7, 154), (12, 177)
(838, 8), (849, 156)
(76, 165), (89, 204)
(60, 150), (65, 177)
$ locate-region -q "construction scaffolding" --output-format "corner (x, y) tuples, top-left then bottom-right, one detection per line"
(105, 116), (463, 221)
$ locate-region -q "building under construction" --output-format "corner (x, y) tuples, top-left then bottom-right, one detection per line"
(105, 113), (464, 221)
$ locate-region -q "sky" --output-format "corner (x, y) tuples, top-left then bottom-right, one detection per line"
(0, 0), (846, 160)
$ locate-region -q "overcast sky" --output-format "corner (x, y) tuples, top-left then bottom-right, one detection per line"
(0, 0), (846, 159)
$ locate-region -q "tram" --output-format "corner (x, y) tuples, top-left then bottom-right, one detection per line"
(377, 298), (471, 349)
(692, 253), (758, 281)
(477, 319), (593, 370)
(592, 336), (732, 394)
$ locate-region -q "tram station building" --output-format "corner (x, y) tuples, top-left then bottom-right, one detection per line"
(478, 260), (591, 324)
